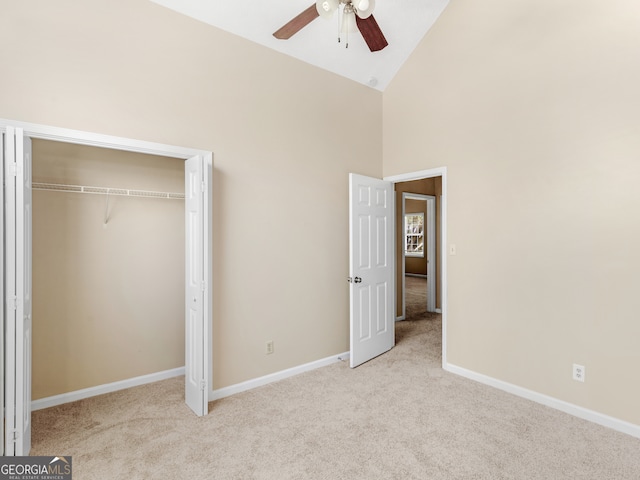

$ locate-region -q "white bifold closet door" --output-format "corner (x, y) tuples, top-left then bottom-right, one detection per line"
(3, 127), (33, 456)
(184, 155), (209, 416)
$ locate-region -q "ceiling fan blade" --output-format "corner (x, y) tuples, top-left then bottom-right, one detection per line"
(273, 4), (320, 40)
(355, 14), (388, 52)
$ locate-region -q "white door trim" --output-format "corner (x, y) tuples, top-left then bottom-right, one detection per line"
(0, 131), (5, 454)
(0, 118), (204, 159)
(426, 196), (436, 312)
(0, 118), (213, 414)
(384, 168), (447, 368)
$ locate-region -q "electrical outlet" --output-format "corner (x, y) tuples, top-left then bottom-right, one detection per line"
(266, 341), (274, 355)
(572, 363), (585, 382)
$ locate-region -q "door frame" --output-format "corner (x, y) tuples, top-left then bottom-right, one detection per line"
(401, 193), (436, 317)
(385, 167), (447, 367)
(0, 131), (4, 453)
(0, 117), (213, 413)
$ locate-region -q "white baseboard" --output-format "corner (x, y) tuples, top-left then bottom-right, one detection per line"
(405, 273), (427, 278)
(31, 367), (185, 411)
(31, 353), (351, 410)
(444, 363), (640, 440)
(435, 308), (442, 313)
(396, 315), (405, 322)
(209, 351), (350, 401)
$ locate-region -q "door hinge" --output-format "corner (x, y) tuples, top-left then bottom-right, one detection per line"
(201, 281), (206, 292)
(201, 181), (206, 193)
(200, 380), (206, 391)
(8, 163), (20, 177)
(10, 429), (19, 442)
(9, 296), (17, 310)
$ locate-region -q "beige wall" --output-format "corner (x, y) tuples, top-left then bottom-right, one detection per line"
(384, 0), (640, 425)
(0, 0), (382, 392)
(4, 0), (638, 431)
(32, 140), (185, 399)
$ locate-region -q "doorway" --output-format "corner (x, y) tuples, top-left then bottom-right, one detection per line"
(1, 120), (212, 456)
(30, 139), (185, 409)
(385, 168), (447, 367)
(401, 192), (437, 318)
(348, 167), (447, 369)
(393, 177), (443, 320)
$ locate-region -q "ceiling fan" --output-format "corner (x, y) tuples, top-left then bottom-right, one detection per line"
(273, 0), (388, 52)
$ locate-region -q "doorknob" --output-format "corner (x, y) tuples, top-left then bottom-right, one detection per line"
(354, 277), (362, 283)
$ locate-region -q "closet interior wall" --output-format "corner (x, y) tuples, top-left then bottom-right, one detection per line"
(31, 139), (185, 400)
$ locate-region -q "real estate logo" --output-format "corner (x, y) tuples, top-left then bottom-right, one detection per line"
(0, 456), (72, 480)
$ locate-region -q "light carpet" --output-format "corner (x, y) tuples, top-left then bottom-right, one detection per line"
(31, 315), (640, 479)
(404, 275), (432, 321)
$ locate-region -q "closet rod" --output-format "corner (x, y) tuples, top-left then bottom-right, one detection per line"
(32, 182), (185, 200)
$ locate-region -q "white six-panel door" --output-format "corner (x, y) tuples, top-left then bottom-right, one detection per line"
(4, 127), (32, 455)
(349, 173), (395, 368)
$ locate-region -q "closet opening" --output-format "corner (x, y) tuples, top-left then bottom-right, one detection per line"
(2, 121), (211, 455)
(31, 139), (186, 408)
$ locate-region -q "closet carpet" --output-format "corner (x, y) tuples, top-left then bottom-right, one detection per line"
(31, 316), (640, 479)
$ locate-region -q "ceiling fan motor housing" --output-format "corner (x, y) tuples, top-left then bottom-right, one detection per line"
(317, 0), (375, 19)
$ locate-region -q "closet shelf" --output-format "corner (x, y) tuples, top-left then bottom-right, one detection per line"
(32, 182), (185, 200)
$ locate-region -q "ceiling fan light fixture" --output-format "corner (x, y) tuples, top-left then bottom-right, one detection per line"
(341, 8), (357, 34)
(354, 0), (375, 19)
(316, 0), (338, 19)
(339, 5), (357, 47)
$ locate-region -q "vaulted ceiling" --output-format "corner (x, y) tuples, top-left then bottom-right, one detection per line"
(150, 0), (449, 91)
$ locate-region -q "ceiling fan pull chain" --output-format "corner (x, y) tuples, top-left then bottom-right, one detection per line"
(337, 4), (342, 43)
(345, 7), (349, 48)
